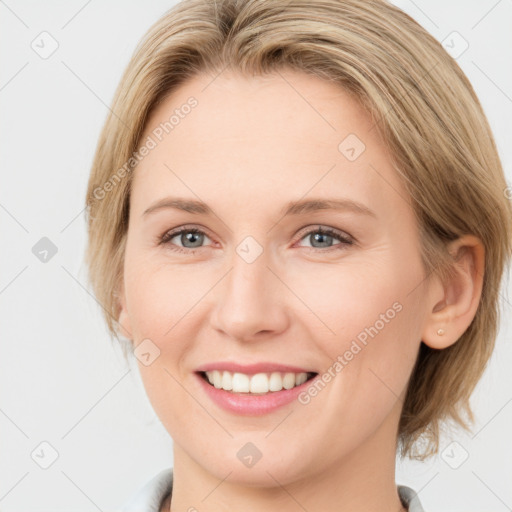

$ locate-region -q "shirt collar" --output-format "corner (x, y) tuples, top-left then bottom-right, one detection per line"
(120, 468), (425, 512)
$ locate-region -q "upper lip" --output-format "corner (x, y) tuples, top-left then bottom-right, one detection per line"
(195, 362), (316, 375)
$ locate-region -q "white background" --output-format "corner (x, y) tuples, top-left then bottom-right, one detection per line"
(0, 1), (511, 510)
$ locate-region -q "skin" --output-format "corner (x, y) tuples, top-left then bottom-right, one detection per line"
(118, 68), (484, 512)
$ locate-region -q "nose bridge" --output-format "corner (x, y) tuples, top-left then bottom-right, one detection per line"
(211, 238), (288, 340)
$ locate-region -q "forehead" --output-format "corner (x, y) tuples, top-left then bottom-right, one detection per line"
(132, 69), (410, 216)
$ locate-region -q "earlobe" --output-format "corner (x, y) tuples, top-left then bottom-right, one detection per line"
(422, 235), (485, 350)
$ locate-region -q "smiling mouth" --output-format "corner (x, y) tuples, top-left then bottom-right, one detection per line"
(198, 370), (318, 394)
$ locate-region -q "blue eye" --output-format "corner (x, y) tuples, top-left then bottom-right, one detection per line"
(159, 225), (354, 254)
(160, 227), (212, 253)
(297, 226), (354, 250)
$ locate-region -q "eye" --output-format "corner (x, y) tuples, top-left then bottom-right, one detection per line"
(159, 226), (213, 253)
(159, 225), (354, 254)
(295, 226), (354, 251)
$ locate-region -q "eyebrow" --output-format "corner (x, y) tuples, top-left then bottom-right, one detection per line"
(142, 197), (376, 218)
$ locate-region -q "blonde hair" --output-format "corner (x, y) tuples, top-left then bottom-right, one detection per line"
(85, 0), (512, 460)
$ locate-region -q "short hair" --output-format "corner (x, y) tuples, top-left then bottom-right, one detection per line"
(85, 0), (512, 460)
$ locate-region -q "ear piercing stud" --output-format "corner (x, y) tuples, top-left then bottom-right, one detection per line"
(437, 328), (445, 336)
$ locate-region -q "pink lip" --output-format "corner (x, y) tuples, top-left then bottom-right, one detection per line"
(195, 361), (314, 374)
(194, 371), (319, 416)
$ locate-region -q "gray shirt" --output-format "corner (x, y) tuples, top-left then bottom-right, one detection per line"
(120, 468), (425, 512)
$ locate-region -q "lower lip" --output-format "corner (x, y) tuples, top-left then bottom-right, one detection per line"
(195, 373), (316, 416)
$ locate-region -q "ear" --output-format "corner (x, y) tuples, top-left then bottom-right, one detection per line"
(116, 281), (133, 340)
(421, 235), (485, 350)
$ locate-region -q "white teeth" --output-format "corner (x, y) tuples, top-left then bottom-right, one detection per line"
(295, 372), (308, 386)
(232, 373), (250, 392)
(221, 371), (233, 390)
(269, 372), (283, 392)
(282, 373), (296, 389)
(204, 370), (310, 393)
(212, 370), (222, 389)
(249, 373), (268, 393)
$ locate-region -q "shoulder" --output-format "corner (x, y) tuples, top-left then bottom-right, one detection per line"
(118, 468), (173, 512)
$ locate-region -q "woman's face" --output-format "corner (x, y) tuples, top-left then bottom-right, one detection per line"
(119, 69), (433, 485)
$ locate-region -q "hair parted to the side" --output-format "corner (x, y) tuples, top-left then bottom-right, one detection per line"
(85, 0), (512, 460)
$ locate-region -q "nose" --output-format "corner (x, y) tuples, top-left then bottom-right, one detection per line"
(210, 246), (289, 343)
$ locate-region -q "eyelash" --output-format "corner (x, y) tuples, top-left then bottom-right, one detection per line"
(158, 225), (355, 254)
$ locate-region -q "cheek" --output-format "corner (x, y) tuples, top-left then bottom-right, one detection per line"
(124, 255), (204, 341)
(287, 252), (424, 405)
(287, 251), (423, 342)
(124, 261), (201, 432)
